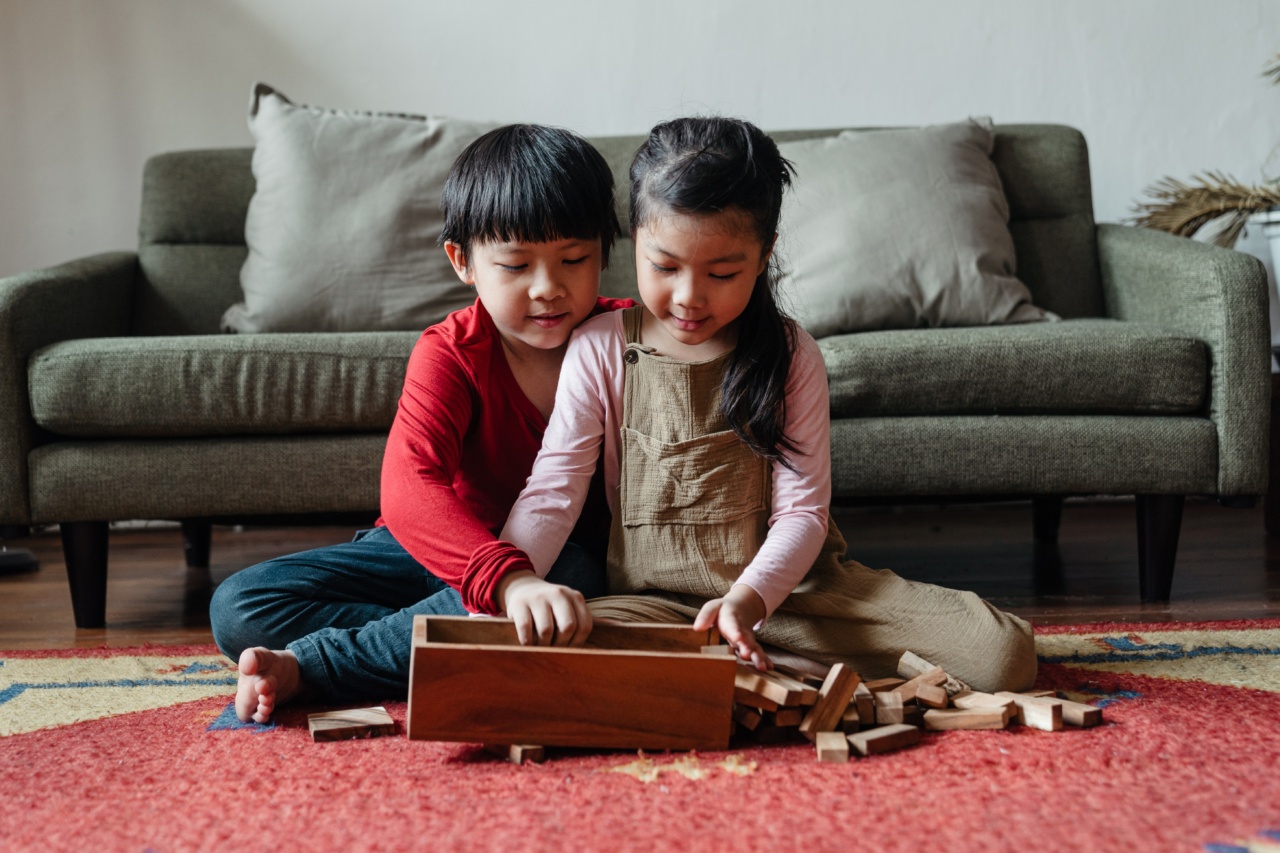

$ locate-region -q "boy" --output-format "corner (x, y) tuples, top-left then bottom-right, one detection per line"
(211, 124), (629, 723)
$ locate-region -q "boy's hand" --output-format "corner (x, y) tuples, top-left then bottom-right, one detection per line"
(498, 570), (593, 647)
(693, 583), (770, 671)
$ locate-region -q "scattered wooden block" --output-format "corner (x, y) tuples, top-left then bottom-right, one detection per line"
(864, 676), (907, 693)
(308, 706), (396, 742)
(901, 705), (925, 727)
(733, 704), (763, 731)
(772, 662), (828, 686)
(1057, 697), (1104, 728)
(408, 616), (735, 750)
(1020, 689), (1057, 699)
(897, 651), (969, 696)
(735, 664), (809, 709)
(839, 703), (861, 733)
(799, 663), (862, 741)
(923, 708), (1008, 731)
(996, 692), (1065, 732)
(894, 667), (947, 702)
(874, 690), (905, 725)
(915, 683), (949, 709)
(848, 723), (920, 756)
(770, 708), (805, 727)
(761, 669), (820, 706)
(816, 731), (850, 763)
(853, 682), (875, 724)
(484, 743), (546, 764)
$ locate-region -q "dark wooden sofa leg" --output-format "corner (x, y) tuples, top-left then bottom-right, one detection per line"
(181, 520), (212, 569)
(1032, 496), (1064, 545)
(61, 520), (110, 629)
(1135, 495), (1185, 603)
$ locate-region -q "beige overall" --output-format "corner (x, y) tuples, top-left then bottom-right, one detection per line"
(585, 308), (1036, 693)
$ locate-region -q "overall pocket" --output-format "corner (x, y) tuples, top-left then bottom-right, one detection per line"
(619, 426), (768, 527)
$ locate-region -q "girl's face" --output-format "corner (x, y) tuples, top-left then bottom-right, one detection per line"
(634, 209), (772, 357)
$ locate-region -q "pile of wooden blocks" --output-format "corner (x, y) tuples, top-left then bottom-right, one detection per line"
(733, 650), (1103, 762)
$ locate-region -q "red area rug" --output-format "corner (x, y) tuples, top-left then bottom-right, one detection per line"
(2, 621), (1279, 852)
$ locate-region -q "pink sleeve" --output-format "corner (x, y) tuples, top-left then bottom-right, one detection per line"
(500, 313), (625, 575)
(735, 328), (832, 618)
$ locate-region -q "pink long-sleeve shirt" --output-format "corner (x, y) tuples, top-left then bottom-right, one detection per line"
(500, 310), (832, 617)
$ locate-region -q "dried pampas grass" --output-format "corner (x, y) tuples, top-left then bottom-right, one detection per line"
(1132, 172), (1280, 248)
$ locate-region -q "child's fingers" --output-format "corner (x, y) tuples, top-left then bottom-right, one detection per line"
(511, 604), (535, 646)
(693, 599), (722, 631)
(548, 590), (586, 647)
(567, 593), (593, 647)
(529, 600), (557, 646)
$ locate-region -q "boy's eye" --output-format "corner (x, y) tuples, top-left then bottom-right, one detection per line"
(497, 263), (527, 272)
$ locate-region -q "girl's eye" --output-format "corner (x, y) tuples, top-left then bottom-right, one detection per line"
(563, 256), (589, 266)
(709, 272), (739, 281)
(649, 262), (676, 274)
(497, 263), (527, 272)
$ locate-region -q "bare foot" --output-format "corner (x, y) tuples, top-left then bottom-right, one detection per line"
(235, 647), (307, 723)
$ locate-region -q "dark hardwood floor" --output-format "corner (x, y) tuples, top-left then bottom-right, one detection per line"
(2, 496), (1278, 650)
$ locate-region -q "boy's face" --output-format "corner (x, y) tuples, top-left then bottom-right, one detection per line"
(445, 238), (603, 358)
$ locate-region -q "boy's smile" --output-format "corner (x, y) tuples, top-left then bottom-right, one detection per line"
(445, 237), (602, 360)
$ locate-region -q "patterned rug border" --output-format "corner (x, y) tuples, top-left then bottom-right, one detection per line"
(1030, 617), (1280, 635)
(0, 643), (223, 660)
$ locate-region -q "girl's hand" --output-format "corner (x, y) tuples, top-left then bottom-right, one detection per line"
(498, 571), (593, 647)
(693, 584), (770, 671)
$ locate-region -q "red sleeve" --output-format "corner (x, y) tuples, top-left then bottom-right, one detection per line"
(379, 326), (532, 614)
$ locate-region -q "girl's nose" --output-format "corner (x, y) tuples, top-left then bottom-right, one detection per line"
(672, 274), (701, 307)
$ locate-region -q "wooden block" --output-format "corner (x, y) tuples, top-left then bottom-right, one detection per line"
(915, 683), (949, 709)
(308, 706), (395, 742)
(1021, 689), (1057, 699)
(853, 682), (875, 724)
(1057, 698), (1103, 728)
(897, 650), (969, 696)
(484, 743), (546, 764)
(893, 666), (947, 702)
(771, 662), (828, 686)
(847, 723), (920, 756)
(734, 672), (780, 711)
(799, 663), (862, 741)
(874, 690), (904, 725)
(901, 704), (924, 727)
(839, 703), (861, 733)
(864, 676), (906, 693)
(733, 705), (763, 731)
(816, 731), (850, 763)
(996, 692), (1065, 732)
(408, 616), (736, 750)
(923, 707), (1008, 731)
(770, 707), (805, 727)
(761, 669), (820, 706)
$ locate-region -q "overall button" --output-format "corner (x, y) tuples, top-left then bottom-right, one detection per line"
(623, 349), (639, 364)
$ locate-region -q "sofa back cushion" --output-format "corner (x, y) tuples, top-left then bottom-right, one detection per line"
(132, 124), (1099, 336)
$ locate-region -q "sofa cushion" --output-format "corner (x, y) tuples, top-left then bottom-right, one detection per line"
(818, 319), (1207, 417)
(223, 83), (495, 333)
(29, 333), (418, 437)
(777, 119), (1057, 337)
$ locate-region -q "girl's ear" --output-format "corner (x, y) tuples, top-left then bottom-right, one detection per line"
(757, 232), (779, 277)
(443, 241), (474, 285)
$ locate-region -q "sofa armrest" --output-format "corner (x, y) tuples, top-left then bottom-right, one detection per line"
(1096, 223), (1270, 495)
(0, 253), (138, 524)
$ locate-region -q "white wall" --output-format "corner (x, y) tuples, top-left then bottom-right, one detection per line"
(2, 0), (1279, 282)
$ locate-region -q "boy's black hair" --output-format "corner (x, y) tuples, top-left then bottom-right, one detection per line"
(629, 117), (800, 469)
(440, 124), (620, 266)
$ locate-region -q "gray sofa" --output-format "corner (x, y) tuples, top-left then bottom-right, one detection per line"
(0, 125), (1270, 628)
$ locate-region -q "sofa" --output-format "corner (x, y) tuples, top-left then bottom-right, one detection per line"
(0, 123), (1270, 628)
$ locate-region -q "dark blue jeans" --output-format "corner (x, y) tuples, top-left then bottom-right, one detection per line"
(209, 526), (605, 702)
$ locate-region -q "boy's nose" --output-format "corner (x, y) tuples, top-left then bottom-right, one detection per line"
(528, 264), (565, 300)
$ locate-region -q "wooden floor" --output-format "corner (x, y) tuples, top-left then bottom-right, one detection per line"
(2, 496), (1278, 650)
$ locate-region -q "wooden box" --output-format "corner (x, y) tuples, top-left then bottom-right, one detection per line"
(407, 615), (736, 750)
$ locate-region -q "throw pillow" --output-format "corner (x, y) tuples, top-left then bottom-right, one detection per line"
(776, 119), (1056, 338)
(223, 83), (497, 333)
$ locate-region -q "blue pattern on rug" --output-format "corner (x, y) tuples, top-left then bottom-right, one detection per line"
(206, 702), (275, 734)
(0, 674), (236, 706)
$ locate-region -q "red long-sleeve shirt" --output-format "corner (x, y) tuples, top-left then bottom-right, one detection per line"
(377, 296), (630, 614)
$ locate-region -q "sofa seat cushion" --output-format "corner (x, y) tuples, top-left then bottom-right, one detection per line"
(819, 319), (1206, 417)
(28, 333), (418, 437)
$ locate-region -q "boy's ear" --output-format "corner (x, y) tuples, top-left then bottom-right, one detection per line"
(443, 241), (475, 285)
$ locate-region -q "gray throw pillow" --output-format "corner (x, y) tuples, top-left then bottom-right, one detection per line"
(776, 119), (1057, 338)
(223, 83), (496, 333)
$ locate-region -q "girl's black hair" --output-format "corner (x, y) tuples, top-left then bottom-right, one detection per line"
(440, 124), (621, 265)
(629, 117), (800, 468)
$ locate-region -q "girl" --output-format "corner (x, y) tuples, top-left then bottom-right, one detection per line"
(500, 117), (1036, 693)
